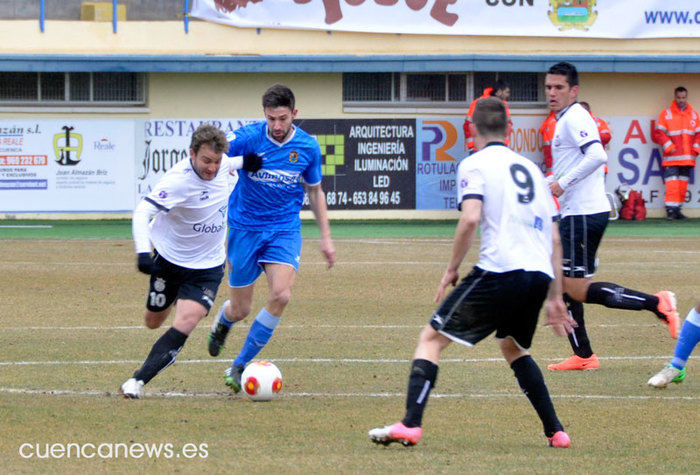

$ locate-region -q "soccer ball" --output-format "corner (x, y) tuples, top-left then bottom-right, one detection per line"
(241, 361), (283, 401)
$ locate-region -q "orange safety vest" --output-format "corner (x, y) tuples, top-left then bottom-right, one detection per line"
(539, 111), (556, 171)
(653, 101), (700, 167)
(463, 88), (512, 152)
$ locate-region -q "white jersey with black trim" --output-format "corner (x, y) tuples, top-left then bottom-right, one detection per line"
(552, 102), (611, 217)
(457, 143), (557, 278)
(139, 156), (238, 269)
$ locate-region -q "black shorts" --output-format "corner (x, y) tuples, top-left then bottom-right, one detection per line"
(559, 212), (608, 278)
(430, 267), (551, 350)
(145, 250), (225, 314)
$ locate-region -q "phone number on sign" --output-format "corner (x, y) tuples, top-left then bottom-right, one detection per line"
(304, 190), (401, 207)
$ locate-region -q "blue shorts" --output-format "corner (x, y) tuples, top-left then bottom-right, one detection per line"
(227, 228), (302, 287)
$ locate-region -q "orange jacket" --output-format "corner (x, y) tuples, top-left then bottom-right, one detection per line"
(539, 111), (556, 172)
(463, 88), (512, 152)
(593, 115), (611, 147)
(591, 114), (611, 174)
(653, 101), (700, 167)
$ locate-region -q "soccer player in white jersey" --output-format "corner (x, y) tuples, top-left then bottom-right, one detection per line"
(369, 97), (575, 449)
(206, 84), (336, 392)
(120, 124), (262, 398)
(545, 62), (680, 372)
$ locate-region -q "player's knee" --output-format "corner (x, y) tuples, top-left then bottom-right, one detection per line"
(230, 301), (252, 321)
(269, 287), (292, 308)
(144, 315), (162, 329)
(499, 337), (527, 364)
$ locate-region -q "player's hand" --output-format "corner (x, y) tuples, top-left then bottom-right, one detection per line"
(434, 268), (458, 303)
(320, 237), (336, 269)
(544, 296), (576, 337)
(137, 252), (154, 275)
(242, 153), (263, 172)
(548, 180), (564, 197)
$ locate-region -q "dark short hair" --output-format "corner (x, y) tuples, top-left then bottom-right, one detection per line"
(492, 78), (510, 93)
(675, 86), (688, 95)
(579, 101), (590, 112)
(262, 84), (295, 111)
(548, 61), (579, 87)
(190, 124), (228, 155)
(473, 97), (508, 138)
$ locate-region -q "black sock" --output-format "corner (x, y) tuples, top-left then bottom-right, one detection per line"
(586, 282), (659, 314)
(134, 327), (188, 384)
(511, 355), (563, 438)
(401, 359), (438, 428)
(564, 294), (593, 358)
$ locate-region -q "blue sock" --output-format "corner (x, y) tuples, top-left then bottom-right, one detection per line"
(671, 308), (700, 370)
(233, 308), (280, 367)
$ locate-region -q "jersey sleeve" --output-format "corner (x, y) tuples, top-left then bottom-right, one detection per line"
(571, 108), (602, 150)
(145, 170), (190, 212)
(303, 142), (323, 186)
(227, 126), (254, 157)
(456, 161), (485, 210)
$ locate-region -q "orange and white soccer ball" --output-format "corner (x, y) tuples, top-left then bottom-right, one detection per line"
(241, 361), (283, 401)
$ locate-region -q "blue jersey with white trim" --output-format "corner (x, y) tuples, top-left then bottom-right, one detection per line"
(227, 121), (322, 231)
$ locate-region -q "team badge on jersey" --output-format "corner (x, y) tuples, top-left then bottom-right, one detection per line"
(158, 190), (168, 199)
(289, 151), (299, 163)
(579, 130), (588, 138)
(200, 190), (210, 201)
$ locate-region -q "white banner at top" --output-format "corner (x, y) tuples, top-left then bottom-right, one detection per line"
(191, 0), (699, 38)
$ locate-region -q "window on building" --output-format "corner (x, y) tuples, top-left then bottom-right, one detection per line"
(343, 72), (543, 107)
(0, 72), (146, 106)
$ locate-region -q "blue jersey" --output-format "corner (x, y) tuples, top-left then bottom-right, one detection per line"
(227, 121), (322, 231)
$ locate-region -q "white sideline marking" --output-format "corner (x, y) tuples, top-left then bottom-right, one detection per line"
(0, 387), (696, 401)
(0, 355), (690, 367)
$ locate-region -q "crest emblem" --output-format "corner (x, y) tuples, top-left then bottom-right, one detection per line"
(289, 151), (299, 163)
(548, 0), (597, 31)
(53, 126), (83, 166)
(154, 278), (166, 292)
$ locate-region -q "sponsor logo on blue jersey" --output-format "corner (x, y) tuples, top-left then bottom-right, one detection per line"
(249, 169), (302, 188)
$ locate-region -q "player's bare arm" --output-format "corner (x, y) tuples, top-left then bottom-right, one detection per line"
(306, 182), (336, 269)
(434, 198), (480, 303)
(544, 222), (576, 336)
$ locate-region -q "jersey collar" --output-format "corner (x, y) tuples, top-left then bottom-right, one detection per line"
(484, 141), (508, 149)
(555, 101), (578, 120)
(265, 124), (297, 147)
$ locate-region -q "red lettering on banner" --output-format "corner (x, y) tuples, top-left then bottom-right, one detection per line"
(291, 0), (458, 26)
(406, 0), (427, 9)
(214, 0), (262, 12)
(623, 120), (647, 144)
(431, 0), (457, 26)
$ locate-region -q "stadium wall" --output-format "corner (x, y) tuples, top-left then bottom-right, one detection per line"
(0, 20), (698, 219)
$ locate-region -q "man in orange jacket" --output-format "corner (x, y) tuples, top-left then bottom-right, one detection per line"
(463, 79), (511, 154)
(580, 101), (611, 175)
(652, 86), (700, 220)
(580, 102), (611, 147)
(539, 110), (556, 175)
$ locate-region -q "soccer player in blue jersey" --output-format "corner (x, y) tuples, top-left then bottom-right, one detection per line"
(207, 84), (336, 392)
